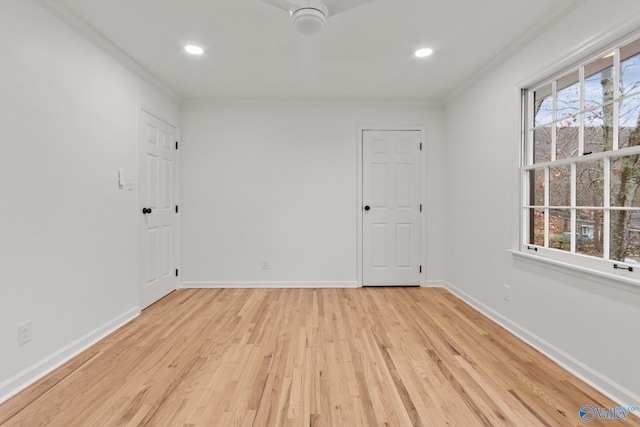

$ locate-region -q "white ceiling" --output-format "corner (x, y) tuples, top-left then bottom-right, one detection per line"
(46, 0), (579, 103)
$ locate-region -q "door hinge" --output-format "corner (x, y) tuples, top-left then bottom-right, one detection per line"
(420, 204), (423, 212)
(175, 205), (179, 213)
(175, 141), (179, 150)
(175, 269), (179, 277)
(420, 142), (423, 151)
(419, 266), (422, 274)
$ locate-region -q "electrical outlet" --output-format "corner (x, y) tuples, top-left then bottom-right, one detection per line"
(503, 284), (511, 302)
(18, 321), (32, 346)
(262, 260), (269, 270)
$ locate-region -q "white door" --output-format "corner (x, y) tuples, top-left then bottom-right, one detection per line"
(362, 130), (422, 286)
(139, 109), (178, 308)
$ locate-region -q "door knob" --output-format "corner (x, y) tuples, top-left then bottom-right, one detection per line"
(364, 205), (370, 211)
(142, 207), (152, 214)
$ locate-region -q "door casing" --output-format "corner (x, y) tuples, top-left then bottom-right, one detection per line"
(357, 125), (427, 287)
(138, 106), (180, 308)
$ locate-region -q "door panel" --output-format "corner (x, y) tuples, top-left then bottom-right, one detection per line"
(161, 225), (173, 278)
(396, 223), (413, 267)
(363, 130), (421, 286)
(162, 158), (173, 209)
(147, 153), (159, 208)
(396, 164), (412, 207)
(139, 109), (177, 308)
(372, 164), (388, 207)
(372, 224), (388, 268)
(147, 227), (159, 284)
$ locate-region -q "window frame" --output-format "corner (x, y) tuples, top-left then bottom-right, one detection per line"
(520, 32), (640, 285)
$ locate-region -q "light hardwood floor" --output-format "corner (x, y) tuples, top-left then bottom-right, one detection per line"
(0, 288), (636, 426)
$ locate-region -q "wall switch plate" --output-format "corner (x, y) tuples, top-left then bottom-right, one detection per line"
(118, 168), (125, 189)
(503, 284), (511, 302)
(262, 260), (269, 270)
(18, 321), (32, 345)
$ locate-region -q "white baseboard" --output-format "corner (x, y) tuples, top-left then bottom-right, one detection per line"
(0, 307), (140, 404)
(441, 281), (640, 411)
(423, 279), (448, 288)
(180, 281), (358, 289)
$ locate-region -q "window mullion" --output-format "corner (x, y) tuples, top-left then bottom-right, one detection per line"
(579, 66), (585, 156)
(552, 80), (557, 162)
(544, 167), (550, 248)
(604, 157), (611, 259)
(571, 162), (577, 253)
(605, 47), (619, 258)
(526, 91), (534, 166)
(613, 47), (621, 151)
(522, 170), (527, 247)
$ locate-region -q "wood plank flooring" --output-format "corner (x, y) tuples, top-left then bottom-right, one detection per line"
(0, 288), (636, 426)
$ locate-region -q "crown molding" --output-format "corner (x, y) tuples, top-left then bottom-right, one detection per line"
(34, 0), (182, 104)
(444, 0), (586, 105)
(518, 8), (640, 91)
(181, 97), (443, 109)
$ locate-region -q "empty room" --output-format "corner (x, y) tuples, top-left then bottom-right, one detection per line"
(1, 0), (640, 425)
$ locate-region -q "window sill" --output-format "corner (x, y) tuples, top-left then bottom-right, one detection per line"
(508, 249), (640, 295)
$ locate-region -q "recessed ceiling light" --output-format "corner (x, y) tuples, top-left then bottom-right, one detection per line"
(415, 48), (433, 58)
(185, 45), (204, 55)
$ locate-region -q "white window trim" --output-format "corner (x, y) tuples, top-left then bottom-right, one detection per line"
(516, 24), (640, 289)
(510, 249), (640, 295)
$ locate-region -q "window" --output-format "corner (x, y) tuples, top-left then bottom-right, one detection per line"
(522, 35), (640, 279)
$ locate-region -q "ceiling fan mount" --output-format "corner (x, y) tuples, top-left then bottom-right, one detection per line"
(262, 0), (374, 35)
(291, 7), (327, 35)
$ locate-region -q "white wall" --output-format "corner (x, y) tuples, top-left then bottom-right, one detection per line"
(180, 103), (446, 287)
(444, 0), (640, 405)
(0, 0), (179, 400)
